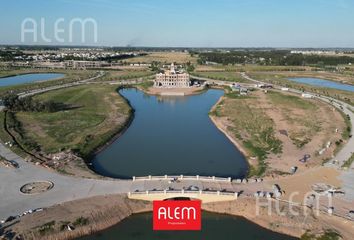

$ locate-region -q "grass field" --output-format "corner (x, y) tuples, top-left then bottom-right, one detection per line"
(0, 111), (30, 159)
(96, 69), (154, 82)
(342, 153), (354, 168)
(211, 92), (282, 176)
(193, 71), (250, 83)
(14, 84), (131, 157)
(266, 91), (321, 148)
(125, 52), (198, 64)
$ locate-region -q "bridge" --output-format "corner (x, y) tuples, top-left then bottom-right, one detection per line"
(128, 175), (269, 203)
(0, 141), (273, 220)
(128, 190), (239, 203)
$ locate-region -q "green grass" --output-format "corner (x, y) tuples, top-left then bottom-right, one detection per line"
(0, 111), (30, 159)
(342, 153), (354, 168)
(73, 217), (89, 227)
(193, 71), (249, 83)
(96, 70), (154, 82)
(266, 91), (322, 148)
(267, 91), (317, 110)
(339, 110), (352, 140)
(138, 80), (154, 90)
(14, 84), (131, 158)
(37, 221), (56, 236)
(217, 94), (282, 176)
(301, 230), (341, 240)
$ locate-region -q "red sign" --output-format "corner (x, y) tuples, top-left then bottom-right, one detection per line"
(153, 200), (201, 231)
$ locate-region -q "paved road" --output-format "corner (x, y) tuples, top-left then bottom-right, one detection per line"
(0, 142), (271, 220)
(241, 73), (354, 168)
(0, 143), (132, 220)
(18, 71), (106, 98)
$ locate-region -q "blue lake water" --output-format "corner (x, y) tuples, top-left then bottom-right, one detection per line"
(78, 212), (298, 240)
(0, 73), (64, 87)
(288, 77), (354, 92)
(93, 88), (248, 179)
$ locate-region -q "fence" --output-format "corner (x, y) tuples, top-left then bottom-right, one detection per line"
(132, 175), (232, 182)
(128, 189), (239, 198)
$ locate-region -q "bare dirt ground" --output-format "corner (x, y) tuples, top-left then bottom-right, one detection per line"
(261, 91), (346, 174)
(7, 192), (353, 240)
(269, 167), (341, 202)
(204, 197), (354, 240)
(4, 194), (152, 240)
(212, 89), (346, 175)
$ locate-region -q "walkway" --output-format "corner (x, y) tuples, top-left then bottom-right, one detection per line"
(0, 143), (272, 220)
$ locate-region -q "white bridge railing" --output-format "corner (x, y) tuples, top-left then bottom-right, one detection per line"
(128, 189), (239, 198)
(132, 175), (232, 182)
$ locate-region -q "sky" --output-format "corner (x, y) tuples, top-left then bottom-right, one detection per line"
(1, 0), (354, 48)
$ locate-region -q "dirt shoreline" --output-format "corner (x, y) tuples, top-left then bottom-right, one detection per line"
(209, 96), (251, 167)
(7, 195), (353, 240)
(203, 198), (354, 240)
(144, 86), (206, 96)
(88, 90), (135, 159)
(4, 195), (152, 240)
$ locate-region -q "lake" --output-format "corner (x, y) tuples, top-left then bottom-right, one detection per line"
(288, 77), (354, 92)
(0, 73), (64, 87)
(93, 88), (248, 179)
(79, 212), (297, 240)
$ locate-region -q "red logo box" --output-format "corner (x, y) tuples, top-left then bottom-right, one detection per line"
(153, 200), (201, 231)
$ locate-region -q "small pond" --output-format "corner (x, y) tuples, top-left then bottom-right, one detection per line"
(0, 73), (64, 87)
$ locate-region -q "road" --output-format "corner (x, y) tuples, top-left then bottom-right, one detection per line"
(0, 143), (132, 220)
(18, 71), (106, 98)
(0, 141), (274, 220)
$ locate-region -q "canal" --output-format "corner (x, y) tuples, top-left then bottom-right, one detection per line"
(93, 88), (248, 179)
(79, 212), (297, 240)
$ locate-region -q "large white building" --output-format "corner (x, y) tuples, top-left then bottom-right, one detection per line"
(154, 63), (191, 88)
(63, 60), (109, 69)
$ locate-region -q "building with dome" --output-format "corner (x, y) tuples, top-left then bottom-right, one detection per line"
(154, 63), (191, 88)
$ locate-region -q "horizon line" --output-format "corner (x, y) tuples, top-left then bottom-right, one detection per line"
(1, 44), (354, 50)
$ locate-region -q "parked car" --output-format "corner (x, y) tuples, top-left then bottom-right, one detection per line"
(9, 160), (19, 168)
(5, 216), (17, 223)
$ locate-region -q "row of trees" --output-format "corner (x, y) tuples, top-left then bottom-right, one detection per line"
(6, 111), (40, 151)
(3, 94), (70, 113)
(0, 50), (25, 61)
(198, 51), (354, 66)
